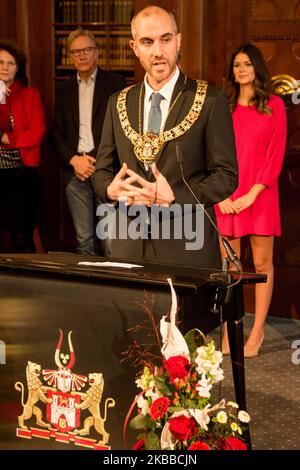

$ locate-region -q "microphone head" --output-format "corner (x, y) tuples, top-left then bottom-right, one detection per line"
(175, 141), (184, 163)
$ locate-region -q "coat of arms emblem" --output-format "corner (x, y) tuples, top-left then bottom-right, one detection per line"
(15, 330), (115, 450)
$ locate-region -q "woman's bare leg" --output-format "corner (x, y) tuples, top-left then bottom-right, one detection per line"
(244, 235), (274, 356)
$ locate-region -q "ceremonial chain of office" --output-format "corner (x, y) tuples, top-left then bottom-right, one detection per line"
(117, 79), (208, 164)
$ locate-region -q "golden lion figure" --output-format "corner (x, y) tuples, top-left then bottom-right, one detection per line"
(74, 372), (115, 445)
(15, 361), (52, 430)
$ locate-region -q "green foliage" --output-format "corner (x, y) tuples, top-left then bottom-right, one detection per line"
(184, 329), (205, 354)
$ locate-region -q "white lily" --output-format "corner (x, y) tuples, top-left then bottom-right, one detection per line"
(160, 278), (190, 361)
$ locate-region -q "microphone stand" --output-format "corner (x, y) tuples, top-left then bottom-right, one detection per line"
(175, 143), (248, 421)
(175, 142), (243, 315)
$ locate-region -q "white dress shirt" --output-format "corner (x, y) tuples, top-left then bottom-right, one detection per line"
(143, 66), (180, 134)
(77, 68), (97, 154)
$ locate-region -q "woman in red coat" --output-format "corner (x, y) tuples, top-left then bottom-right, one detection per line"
(215, 44), (287, 357)
(0, 40), (45, 252)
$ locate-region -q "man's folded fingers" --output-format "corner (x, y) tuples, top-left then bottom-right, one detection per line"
(126, 169), (148, 186)
(121, 182), (149, 194)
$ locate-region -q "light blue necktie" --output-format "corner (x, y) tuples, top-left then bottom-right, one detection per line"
(147, 92), (163, 135)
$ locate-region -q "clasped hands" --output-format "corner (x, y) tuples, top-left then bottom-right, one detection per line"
(218, 193), (256, 214)
(70, 154), (96, 182)
(106, 163), (175, 207)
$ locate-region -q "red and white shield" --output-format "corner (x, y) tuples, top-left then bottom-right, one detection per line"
(46, 390), (81, 432)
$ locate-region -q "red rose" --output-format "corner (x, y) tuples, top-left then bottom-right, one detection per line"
(149, 397), (170, 420)
(168, 415), (197, 441)
(188, 441), (211, 450)
(132, 439), (145, 450)
(164, 356), (190, 381)
(218, 437), (247, 450)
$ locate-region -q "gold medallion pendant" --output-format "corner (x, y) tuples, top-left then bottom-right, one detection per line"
(134, 131), (165, 164)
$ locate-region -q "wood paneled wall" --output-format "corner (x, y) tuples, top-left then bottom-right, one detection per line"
(0, 0), (17, 40)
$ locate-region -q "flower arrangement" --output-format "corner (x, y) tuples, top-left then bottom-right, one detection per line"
(125, 279), (250, 451)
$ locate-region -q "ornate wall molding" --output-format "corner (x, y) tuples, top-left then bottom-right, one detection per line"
(247, 0), (253, 18)
(287, 145), (300, 153)
(247, 0), (300, 23)
(250, 19), (300, 24)
(249, 35), (300, 40)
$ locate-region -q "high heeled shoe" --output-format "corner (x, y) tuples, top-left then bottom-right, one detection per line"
(244, 334), (264, 358)
(222, 348), (230, 356)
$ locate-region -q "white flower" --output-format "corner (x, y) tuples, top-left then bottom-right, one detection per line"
(160, 279), (190, 361)
(216, 411), (228, 424)
(195, 341), (224, 384)
(227, 401), (239, 409)
(209, 367), (224, 383)
(195, 373), (212, 398)
(135, 377), (144, 389)
(189, 407), (211, 431)
(136, 395), (149, 415)
(135, 367), (155, 390)
(145, 389), (160, 401)
(160, 422), (176, 450)
(238, 410), (251, 423)
(196, 386), (211, 399)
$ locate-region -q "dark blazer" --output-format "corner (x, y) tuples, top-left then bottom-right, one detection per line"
(51, 67), (126, 174)
(93, 72), (238, 268)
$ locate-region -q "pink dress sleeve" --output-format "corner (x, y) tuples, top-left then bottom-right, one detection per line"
(254, 96), (287, 188)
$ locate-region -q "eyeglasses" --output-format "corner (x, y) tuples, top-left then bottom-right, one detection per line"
(69, 46), (97, 57)
(0, 60), (17, 67)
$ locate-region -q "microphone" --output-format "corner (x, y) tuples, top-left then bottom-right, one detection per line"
(175, 141), (243, 276)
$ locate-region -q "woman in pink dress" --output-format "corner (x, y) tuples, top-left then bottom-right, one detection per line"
(215, 44), (287, 357)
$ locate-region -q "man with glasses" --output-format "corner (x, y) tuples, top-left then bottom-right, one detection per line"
(51, 30), (126, 256)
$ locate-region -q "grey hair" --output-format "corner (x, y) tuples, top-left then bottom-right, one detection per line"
(67, 29), (98, 51)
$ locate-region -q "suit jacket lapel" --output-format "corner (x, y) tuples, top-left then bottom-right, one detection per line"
(92, 67), (104, 121)
(155, 71), (188, 167)
(127, 82), (143, 134)
(127, 83), (149, 175)
(70, 76), (79, 133)
(163, 71), (188, 132)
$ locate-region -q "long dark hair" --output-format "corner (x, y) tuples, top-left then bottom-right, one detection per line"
(227, 44), (272, 115)
(0, 40), (28, 87)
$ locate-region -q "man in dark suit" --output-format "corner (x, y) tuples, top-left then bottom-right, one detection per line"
(93, 6), (238, 268)
(51, 30), (126, 255)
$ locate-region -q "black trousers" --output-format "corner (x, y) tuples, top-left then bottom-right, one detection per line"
(0, 166), (38, 253)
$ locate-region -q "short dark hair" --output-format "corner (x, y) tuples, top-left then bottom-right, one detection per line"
(227, 44), (272, 115)
(0, 40), (28, 86)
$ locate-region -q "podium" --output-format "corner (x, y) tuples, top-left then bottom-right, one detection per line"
(0, 253), (265, 450)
